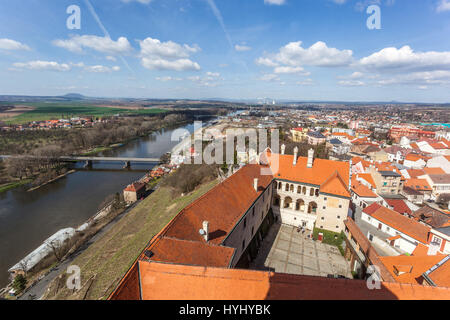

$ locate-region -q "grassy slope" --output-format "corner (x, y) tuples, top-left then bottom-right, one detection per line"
(0, 180), (32, 193)
(46, 180), (218, 300)
(6, 103), (167, 124)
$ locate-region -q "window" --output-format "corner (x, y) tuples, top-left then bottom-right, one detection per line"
(336, 226), (339, 229)
(324, 197), (327, 201)
(251, 227), (254, 236)
(244, 218), (247, 229)
(252, 207), (255, 217)
(323, 206), (326, 209)
(337, 216), (340, 219)
(242, 240), (246, 251)
(321, 217), (324, 220)
(339, 205), (342, 208)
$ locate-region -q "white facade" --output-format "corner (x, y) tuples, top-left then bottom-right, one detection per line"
(360, 212), (424, 254)
(427, 156), (450, 174)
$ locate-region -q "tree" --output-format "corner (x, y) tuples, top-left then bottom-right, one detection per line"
(12, 274), (27, 293)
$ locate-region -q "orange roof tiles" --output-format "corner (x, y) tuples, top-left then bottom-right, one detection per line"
(426, 256), (450, 287)
(145, 237), (235, 268)
(379, 254), (446, 285)
(163, 164), (273, 245)
(357, 173), (376, 189)
(385, 199), (412, 215)
(124, 182), (146, 192)
(266, 151), (350, 198)
(351, 180), (378, 198)
(423, 167), (446, 175)
(136, 261), (450, 300)
(405, 178), (431, 191)
(407, 169), (426, 178)
(363, 203), (431, 244)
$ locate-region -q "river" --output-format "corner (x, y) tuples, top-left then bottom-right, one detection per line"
(0, 121), (201, 288)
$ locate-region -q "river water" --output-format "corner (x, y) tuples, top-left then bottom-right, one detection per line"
(0, 122), (199, 288)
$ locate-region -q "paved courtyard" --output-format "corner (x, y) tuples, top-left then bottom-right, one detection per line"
(250, 223), (352, 278)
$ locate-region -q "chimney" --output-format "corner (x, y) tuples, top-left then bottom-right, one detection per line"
(307, 148), (314, 168)
(202, 221), (209, 242)
(293, 147), (299, 166)
(253, 178), (258, 191)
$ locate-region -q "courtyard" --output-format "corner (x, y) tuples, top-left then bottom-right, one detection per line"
(250, 223), (353, 278)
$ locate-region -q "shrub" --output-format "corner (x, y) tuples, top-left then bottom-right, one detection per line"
(12, 274), (27, 293)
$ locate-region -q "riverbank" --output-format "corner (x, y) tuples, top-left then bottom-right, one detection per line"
(26, 170), (76, 192)
(42, 179), (219, 300)
(0, 179), (32, 194)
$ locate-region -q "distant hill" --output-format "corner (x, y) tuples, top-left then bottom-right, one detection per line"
(62, 93), (86, 100)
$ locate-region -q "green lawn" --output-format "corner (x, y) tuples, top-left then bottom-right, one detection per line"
(0, 179), (32, 193)
(44, 179), (218, 300)
(5, 103), (167, 124)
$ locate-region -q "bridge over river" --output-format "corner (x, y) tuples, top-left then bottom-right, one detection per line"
(0, 155), (162, 168)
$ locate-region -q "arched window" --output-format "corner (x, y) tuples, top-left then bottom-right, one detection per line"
(284, 197), (293, 209)
(308, 202), (318, 214)
(315, 189), (319, 197)
(290, 184), (294, 192)
(310, 188), (314, 197)
(285, 183), (289, 191)
(302, 186), (306, 195)
(296, 199), (305, 211)
(278, 182), (282, 189)
(297, 186), (301, 194)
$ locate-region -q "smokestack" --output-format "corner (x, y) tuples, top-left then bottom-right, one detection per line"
(293, 147), (299, 166)
(307, 149), (314, 168)
(202, 221), (209, 242)
(281, 144), (286, 155)
(254, 178), (258, 191)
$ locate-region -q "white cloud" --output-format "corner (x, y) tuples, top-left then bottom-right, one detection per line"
(106, 56), (117, 62)
(13, 61), (71, 72)
(53, 35), (132, 55)
(188, 72), (222, 87)
(0, 38), (30, 51)
(139, 37), (201, 71)
(376, 70), (450, 86)
(338, 80), (365, 87)
(274, 66), (310, 75)
(264, 0), (286, 5)
(297, 79), (314, 86)
(256, 41), (353, 75)
(255, 57), (279, 67)
(258, 74), (280, 81)
(235, 44), (252, 52)
(155, 76), (183, 82)
(141, 58), (200, 71)
(84, 65), (121, 73)
(12, 60), (120, 73)
(437, 0), (450, 12)
(358, 45), (450, 73)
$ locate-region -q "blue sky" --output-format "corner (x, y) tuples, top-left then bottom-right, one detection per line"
(0, 0), (450, 102)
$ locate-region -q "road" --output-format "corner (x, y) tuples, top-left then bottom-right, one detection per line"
(18, 200), (141, 300)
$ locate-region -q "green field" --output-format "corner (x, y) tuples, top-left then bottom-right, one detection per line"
(4, 103), (167, 124)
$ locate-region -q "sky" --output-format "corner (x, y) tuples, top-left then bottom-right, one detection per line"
(0, 0), (450, 102)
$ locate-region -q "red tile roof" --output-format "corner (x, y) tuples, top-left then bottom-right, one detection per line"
(385, 199), (412, 215)
(266, 151), (351, 198)
(163, 164), (273, 245)
(124, 182), (146, 192)
(379, 254), (446, 285)
(135, 261), (450, 300)
(363, 203), (431, 244)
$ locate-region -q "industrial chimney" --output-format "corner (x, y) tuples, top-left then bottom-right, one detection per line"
(307, 148), (314, 168)
(293, 147), (299, 166)
(281, 144), (286, 155)
(199, 221), (209, 242)
(254, 178), (258, 191)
